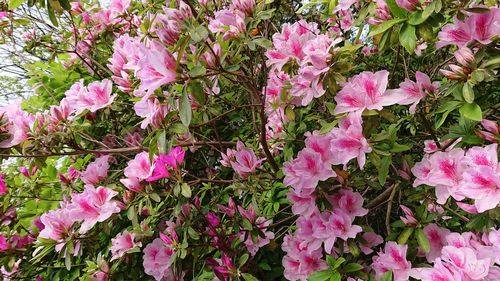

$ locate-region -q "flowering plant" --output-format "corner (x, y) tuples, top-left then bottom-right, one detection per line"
(0, 0), (498, 280)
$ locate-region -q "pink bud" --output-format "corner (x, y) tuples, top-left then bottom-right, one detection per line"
(454, 47), (475, 67)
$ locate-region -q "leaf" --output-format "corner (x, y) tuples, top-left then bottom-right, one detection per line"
(347, 239), (360, 258)
(397, 227), (414, 245)
(158, 130), (167, 154)
(328, 0), (338, 13)
(459, 103), (482, 121)
(386, 0), (408, 18)
(462, 82), (475, 103)
(241, 273), (259, 281)
(378, 156), (391, 185)
(415, 228), (430, 253)
(239, 253), (249, 267)
(150, 193), (161, 203)
(253, 38), (273, 49)
(46, 0), (59, 26)
(368, 18), (406, 37)
(422, 1), (436, 19)
(343, 263), (363, 273)
(308, 269), (334, 281)
(190, 26), (208, 43)
(399, 23), (417, 53)
(256, 8), (275, 20)
(180, 90), (192, 127)
(181, 183), (192, 198)
(8, 0), (24, 9)
(380, 271), (393, 281)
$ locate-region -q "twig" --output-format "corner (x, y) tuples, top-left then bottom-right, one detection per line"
(385, 183), (399, 235)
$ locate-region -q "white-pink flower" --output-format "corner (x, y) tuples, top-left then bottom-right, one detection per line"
(142, 238), (175, 281)
(80, 155), (111, 186)
(110, 231), (142, 261)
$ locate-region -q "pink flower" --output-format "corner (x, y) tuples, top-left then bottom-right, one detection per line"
(437, 17), (473, 48)
(137, 41), (177, 94)
(208, 9), (246, 40)
(454, 47), (476, 68)
(423, 224), (450, 262)
(231, 0), (255, 15)
(477, 119), (499, 142)
(367, 0), (392, 25)
(441, 245), (491, 280)
(359, 232), (383, 255)
(467, 8), (500, 45)
(393, 71), (439, 114)
(0, 235), (8, 252)
(0, 99), (34, 148)
(328, 189), (368, 219)
(38, 209), (76, 251)
(239, 217), (275, 256)
(410, 259), (461, 281)
(217, 198), (236, 217)
(334, 70), (402, 114)
(285, 148), (336, 193)
(120, 177), (144, 193)
(134, 94), (168, 129)
(146, 147), (185, 182)
(426, 149), (466, 204)
(329, 111), (372, 169)
(0, 175), (7, 196)
(109, 0), (130, 16)
(372, 242), (412, 281)
(327, 210), (362, 241)
(142, 238), (175, 281)
(282, 234), (327, 281)
(75, 79), (116, 114)
(400, 205), (418, 226)
(287, 189), (318, 217)
(231, 147), (265, 178)
(80, 155), (111, 186)
(395, 0), (419, 11)
(124, 152), (154, 181)
(110, 231), (142, 261)
(68, 185), (120, 234)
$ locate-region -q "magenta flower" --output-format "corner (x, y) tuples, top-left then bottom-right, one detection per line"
(334, 70), (402, 114)
(110, 231), (142, 261)
(80, 155), (111, 186)
(0, 175), (7, 196)
(372, 242), (412, 281)
(395, 0), (419, 11)
(0, 235), (8, 252)
(146, 147), (185, 182)
(68, 185), (121, 234)
(142, 238), (175, 281)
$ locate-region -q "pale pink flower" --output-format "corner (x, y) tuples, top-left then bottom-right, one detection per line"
(120, 177), (143, 192)
(437, 17), (473, 48)
(282, 234), (327, 281)
(109, 0), (130, 16)
(367, 0), (392, 25)
(231, 0), (255, 15)
(76, 79), (116, 114)
(208, 9), (246, 40)
(459, 166), (500, 213)
(441, 245), (491, 280)
(240, 217), (275, 256)
(326, 210), (362, 242)
(334, 70), (402, 114)
(329, 111), (372, 169)
(124, 152), (155, 180)
(0, 99), (34, 148)
(467, 8), (500, 45)
(393, 71), (439, 114)
(68, 185), (120, 234)
(137, 41), (177, 94)
(327, 189), (368, 219)
(80, 155), (111, 186)
(142, 238), (175, 281)
(287, 189), (318, 217)
(110, 231), (142, 261)
(423, 223), (450, 262)
(372, 242), (412, 281)
(285, 148), (336, 193)
(134, 94), (168, 129)
(38, 209), (76, 251)
(410, 259), (462, 281)
(400, 205), (418, 226)
(359, 232), (383, 255)
(427, 149), (466, 204)
(231, 147), (265, 178)
(477, 119), (499, 142)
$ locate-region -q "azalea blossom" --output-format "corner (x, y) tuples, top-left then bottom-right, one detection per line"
(392, 71), (439, 114)
(0, 99), (34, 148)
(334, 70), (402, 114)
(137, 41), (177, 94)
(372, 242), (412, 281)
(68, 185), (121, 234)
(80, 155), (111, 186)
(110, 231), (142, 261)
(142, 238), (175, 281)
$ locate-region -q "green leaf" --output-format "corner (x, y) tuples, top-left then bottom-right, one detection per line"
(397, 227), (414, 245)
(188, 65), (206, 77)
(378, 156), (391, 185)
(180, 90), (192, 127)
(239, 253), (249, 267)
(46, 0), (59, 26)
(308, 269), (334, 281)
(253, 38), (273, 49)
(328, 0), (338, 14)
(150, 193), (161, 203)
(459, 103), (482, 121)
(408, 11), (431, 25)
(368, 18), (406, 37)
(256, 8), (275, 20)
(347, 239), (360, 258)
(422, 1), (436, 19)
(190, 26), (208, 43)
(399, 24), (417, 53)
(466, 214), (490, 230)
(241, 273), (259, 281)
(8, 0), (24, 9)
(380, 271), (393, 281)
(386, 0), (407, 18)
(415, 228), (430, 253)
(181, 183), (192, 198)
(158, 130), (167, 154)
(462, 83), (474, 103)
(343, 263), (363, 273)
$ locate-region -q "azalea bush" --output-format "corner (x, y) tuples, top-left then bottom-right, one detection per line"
(0, 0), (499, 280)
